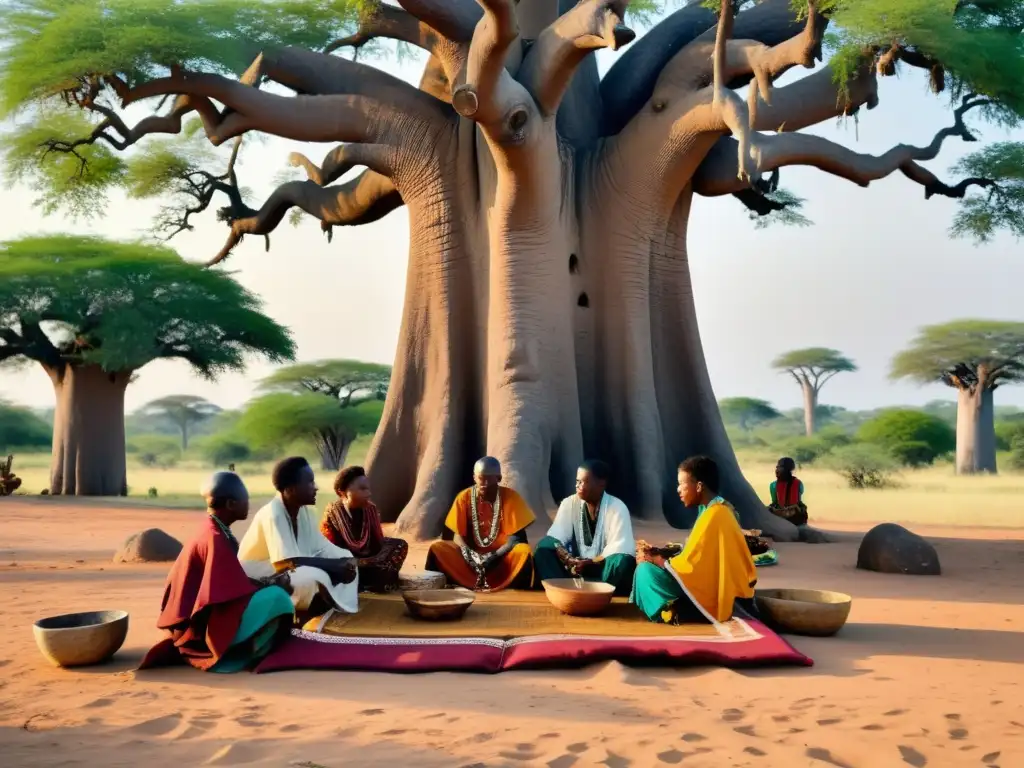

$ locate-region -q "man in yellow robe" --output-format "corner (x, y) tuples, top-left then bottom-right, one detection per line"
(632, 455), (757, 624)
(425, 457), (536, 591)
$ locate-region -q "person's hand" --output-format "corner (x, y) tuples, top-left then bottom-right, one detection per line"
(569, 558), (591, 576)
(481, 553), (500, 572)
(334, 557), (358, 585)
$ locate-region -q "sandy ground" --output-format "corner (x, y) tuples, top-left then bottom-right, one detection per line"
(1, 499), (1022, 768)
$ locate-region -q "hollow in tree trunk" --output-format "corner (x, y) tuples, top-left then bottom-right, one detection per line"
(45, 364), (130, 496)
(956, 385), (997, 474)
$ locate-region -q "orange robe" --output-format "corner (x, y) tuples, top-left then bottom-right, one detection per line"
(426, 487), (536, 591)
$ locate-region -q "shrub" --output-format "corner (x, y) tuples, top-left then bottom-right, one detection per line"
(0, 401), (51, 450)
(888, 440), (936, 468)
(147, 487), (159, 498)
(127, 435), (181, 468)
(857, 410), (955, 466)
(196, 433), (253, 466)
(1008, 434), (1024, 471)
(824, 444), (899, 489)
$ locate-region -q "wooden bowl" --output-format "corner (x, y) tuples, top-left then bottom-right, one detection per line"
(402, 588), (475, 621)
(33, 610), (129, 667)
(542, 579), (615, 617)
(754, 588), (852, 637)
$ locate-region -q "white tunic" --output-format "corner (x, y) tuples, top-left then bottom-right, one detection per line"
(238, 495), (359, 614)
(547, 492), (635, 560)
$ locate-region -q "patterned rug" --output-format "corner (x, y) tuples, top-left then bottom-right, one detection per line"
(255, 592), (811, 674)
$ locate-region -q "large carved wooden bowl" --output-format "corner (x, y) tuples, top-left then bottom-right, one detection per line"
(542, 579), (615, 617)
(402, 588), (476, 621)
(754, 588), (852, 637)
(33, 610), (129, 667)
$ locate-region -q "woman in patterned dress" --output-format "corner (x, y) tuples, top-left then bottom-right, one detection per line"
(320, 466), (408, 593)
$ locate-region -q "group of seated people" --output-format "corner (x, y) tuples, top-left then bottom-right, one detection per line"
(144, 453), (774, 673)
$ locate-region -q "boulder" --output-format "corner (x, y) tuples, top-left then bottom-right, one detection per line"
(113, 529), (182, 564)
(856, 523), (941, 576)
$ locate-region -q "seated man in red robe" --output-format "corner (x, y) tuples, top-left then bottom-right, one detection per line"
(140, 472), (295, 673)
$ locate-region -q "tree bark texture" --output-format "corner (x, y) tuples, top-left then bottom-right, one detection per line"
(802, 382), (817, 437)
(956, 384), (997, 475)
(132, 0), (925, 541)
(46, 364), (131, 496)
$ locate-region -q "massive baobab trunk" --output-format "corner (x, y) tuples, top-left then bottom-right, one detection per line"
(108, 0), (986, 540)
(45, 364), (130, 496)
(802, 383), (818, 437)
(956, 384), (997, 475)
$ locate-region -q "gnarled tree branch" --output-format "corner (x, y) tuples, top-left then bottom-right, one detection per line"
(695, 94), (997, 200)
(518, 0), (634, 118)
(396, 0), (483, 43)
(208, 174), (403, 267)
(123, 69), (443, 147)
(451, 0), (520, 124)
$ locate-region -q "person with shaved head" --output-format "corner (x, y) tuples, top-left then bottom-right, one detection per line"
(140, 472), (295, 672)
(425, 457), (536, 591)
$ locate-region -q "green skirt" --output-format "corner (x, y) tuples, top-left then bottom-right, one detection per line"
(211, 586), (294, 674)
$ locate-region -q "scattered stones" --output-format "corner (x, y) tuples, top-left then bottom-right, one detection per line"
(113, 529), (182, 564)
(856, 523), (941, 576)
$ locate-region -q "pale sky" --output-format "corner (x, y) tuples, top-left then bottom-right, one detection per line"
(2, 13), (1023, 416)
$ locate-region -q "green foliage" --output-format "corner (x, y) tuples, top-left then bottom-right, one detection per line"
(0, 0), (372, 116)
(888, 440), (939, 468)
(891, 319), (1024, 389)
(193, 431), (255, 466)
(1008, 433), (1024, 471)
(237, 393), (383, 451)
(0, 110), (127, 219)
(949, 143), (1024, 243)
(0, 400), (51, 448)
(718, 397), (781, 430)
(259, 359), (391, 402)
(0, 235), (295, 375)
(749, 189), (813, 230)
(140, 395), (222, 448)
(126, 434), (181, 467)
(857, 409), (956, 465)
(814, 1), (1024, 116)
(773, 347), (858, 376)
(824, 443), (899, 489)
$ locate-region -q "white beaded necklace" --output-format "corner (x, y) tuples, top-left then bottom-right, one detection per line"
(470, 486), (502, 548)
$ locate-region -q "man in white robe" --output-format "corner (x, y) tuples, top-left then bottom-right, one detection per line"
(534, 460), (637, 595)
(238, 457), (359, 615)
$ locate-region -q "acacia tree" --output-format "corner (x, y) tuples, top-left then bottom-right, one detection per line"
(139, 394), (222, 450)
(238, 393), (385, 471)
(0, 235), (295, 495)
(258, 359), (391, 468)
(719, 397), (781, 432)
(2, 0), (1023, 539)
(773, 348), (856, 436)
(891, 320), (1024, 475)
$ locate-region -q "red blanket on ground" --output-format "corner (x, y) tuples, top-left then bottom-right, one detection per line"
(139, 517), (256, 671)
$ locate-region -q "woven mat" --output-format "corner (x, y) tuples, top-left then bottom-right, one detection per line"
(318, 591), (753, 641)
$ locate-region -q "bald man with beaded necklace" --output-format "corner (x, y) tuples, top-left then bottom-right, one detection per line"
(425, 457), (537, 591)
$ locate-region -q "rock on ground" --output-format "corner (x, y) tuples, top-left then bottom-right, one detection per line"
(113, 528), (182, 564)
(856, 523), (941, 576)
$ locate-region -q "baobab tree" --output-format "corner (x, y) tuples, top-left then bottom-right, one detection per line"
(773, 348), (857, 436)
(891, 320), (1024, 475)
(0, 235), (294, 495)
(1, 0), (1022, 539)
